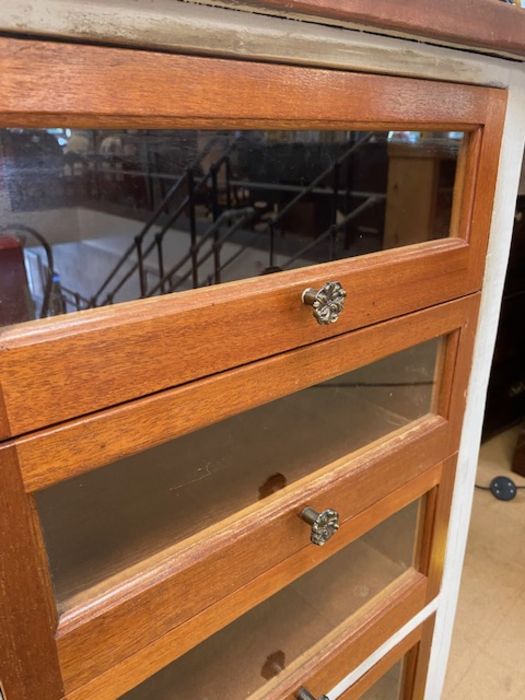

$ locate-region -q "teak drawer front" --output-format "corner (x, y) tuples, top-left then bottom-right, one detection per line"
(0, 37), (505, 438)
(1, 240), (470, 439)
(72, 478), (444, 700)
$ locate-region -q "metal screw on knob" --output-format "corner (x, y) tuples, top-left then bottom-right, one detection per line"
(296, 688), (328, 700)
(301, 280), (346, 325)
(301, 506), (340, 546)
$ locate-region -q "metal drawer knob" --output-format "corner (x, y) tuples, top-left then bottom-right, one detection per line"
(297, 688), (328, 700)
(301, 280), (346, 325)
(301, 506), (339, 546)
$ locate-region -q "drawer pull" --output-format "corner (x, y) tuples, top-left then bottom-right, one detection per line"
(300, 506), (339, 546)
(301, 281), (346, 325)
(297, 688), (328, 700)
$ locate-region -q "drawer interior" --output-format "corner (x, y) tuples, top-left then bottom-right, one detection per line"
(35, 338), (440, 613)
(118, 499), (421, 700)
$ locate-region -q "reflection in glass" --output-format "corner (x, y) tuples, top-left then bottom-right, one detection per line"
(0, 129), (463, 325)
(120, 502), (420, 700)
(358, 660), (403, 699)
(36, 338), (440, 613)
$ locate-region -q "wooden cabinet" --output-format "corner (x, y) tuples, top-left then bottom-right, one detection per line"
(333, 618), (432, 700)
(0, 33), (505, 700)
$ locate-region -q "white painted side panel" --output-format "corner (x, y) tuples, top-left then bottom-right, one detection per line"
(424, 86), (525, 699)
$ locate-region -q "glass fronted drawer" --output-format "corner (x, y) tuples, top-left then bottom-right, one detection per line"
(37, 337), (439, 614)
(120, 501), (422, 700)
(0, 41), (505, 437)
(7, 295), (473, 694)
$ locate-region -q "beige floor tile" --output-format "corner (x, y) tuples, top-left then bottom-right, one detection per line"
(443, 427), (525, 699)
(481, 585), (525, 669)
(445, 649), (522, 700)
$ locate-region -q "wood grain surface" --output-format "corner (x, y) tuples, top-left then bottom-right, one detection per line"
(0, 36), (500, 129)
(424, 455), (458, 600)
(330, 624), (422, 700)
(408, 614), (437, 699)
(0, 448), (64, 699)
(0, 239), (472, 438)
(7, 294), (478, 492)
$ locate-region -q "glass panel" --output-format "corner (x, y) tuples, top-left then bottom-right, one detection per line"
(359, 660), (403, 699)
(36, 338), (440, 613)
(120, 501), (420, 700)
(0, 128), (464, 326)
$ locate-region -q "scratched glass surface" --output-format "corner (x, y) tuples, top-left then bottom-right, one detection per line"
(120, 501), (419, 700)
(0, 128), (464, 326)
(36, 338), (440, 614)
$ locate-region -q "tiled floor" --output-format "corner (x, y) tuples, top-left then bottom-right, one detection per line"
(443, 426), (525, 699)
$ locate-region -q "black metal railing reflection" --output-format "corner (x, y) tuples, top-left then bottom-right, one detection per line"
(8, 133), (385, 319)
(90, 135), (234, 305)
(94, 136), (244, 305)
(60, 284), (91, 312)
(90, 131), (378, 307)
(146, 208), (255, 296)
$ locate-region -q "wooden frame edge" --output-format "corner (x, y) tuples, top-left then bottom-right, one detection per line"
(0, 36), (498, 128)
(0, 447), (64, 699)
(337, 623), (423, 700)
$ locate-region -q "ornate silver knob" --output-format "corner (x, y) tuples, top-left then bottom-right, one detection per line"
(301, 507), (339, 546)
(302, 281), (346, 325)
(297, 688), (328, 700)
